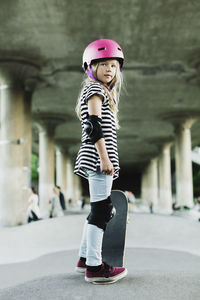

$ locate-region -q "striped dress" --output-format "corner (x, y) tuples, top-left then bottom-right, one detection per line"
(74, 81), (120, 180)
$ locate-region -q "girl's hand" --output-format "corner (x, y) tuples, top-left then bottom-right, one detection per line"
(100, 158), (114, 176)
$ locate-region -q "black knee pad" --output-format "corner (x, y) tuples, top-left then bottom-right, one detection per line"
(87, 196), (116, 231)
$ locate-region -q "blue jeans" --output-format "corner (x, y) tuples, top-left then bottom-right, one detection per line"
(86, 169), (113, 202)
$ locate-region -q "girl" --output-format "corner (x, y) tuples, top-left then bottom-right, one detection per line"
(27, 187), (41, 223)
(74, 39), (127, 283)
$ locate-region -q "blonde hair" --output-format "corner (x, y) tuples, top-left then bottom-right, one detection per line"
(53, 187), (59, 196)
(75, 60), (123, 129)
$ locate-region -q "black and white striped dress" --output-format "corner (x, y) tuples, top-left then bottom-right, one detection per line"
(74, 82), (120, 180)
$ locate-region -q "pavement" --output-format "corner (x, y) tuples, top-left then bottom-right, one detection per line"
(0, 206), (200, 300)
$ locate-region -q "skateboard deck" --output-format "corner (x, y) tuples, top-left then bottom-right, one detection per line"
(102, 190), (128, 267)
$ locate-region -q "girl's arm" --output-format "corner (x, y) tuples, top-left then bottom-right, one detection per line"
(88, 95), (114, 176)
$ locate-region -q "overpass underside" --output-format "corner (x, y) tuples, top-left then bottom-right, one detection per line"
(0, 0), (200, 226)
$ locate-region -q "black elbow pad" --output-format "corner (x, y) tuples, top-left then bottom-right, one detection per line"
(84, 115), (104, 144)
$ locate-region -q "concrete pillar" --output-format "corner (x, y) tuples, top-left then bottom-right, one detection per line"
(66, 158), (74, 207)
(56, 148), (67, 206)
(175, 120), (194, 208)
(56, 148), (66, 190)
(73, 174), (82, 205)
(141, 168), (148, 203)
(158, 143), (173, 214)
(0, 85), (32, 226)
(38, 125), (55, 218)
(22, 91), (32, 203)
(141, 158), (158, 208)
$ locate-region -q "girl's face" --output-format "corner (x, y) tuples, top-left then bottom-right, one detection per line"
(96, 59), (118, 85)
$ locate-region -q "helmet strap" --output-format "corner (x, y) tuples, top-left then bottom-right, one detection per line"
(85, 65), (97, 81)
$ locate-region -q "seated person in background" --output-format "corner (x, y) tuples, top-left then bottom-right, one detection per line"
(49, 187), (64, 218)
(27, 187), (41, 223)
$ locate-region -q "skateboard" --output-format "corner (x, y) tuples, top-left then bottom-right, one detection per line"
(102, 190), (128, 268)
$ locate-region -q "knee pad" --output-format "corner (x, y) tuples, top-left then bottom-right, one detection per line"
(87, 196), (116, 231)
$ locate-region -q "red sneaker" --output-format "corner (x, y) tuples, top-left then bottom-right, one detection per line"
(85, 263), (127, 283)
(75, 259), (86, 273)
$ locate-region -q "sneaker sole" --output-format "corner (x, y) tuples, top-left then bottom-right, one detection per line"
(75, 267), (86, 273)
(85, 268), (128, 283)
(92, 279), (118, 285)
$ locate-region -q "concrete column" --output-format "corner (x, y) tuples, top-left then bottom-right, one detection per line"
(66, 158), (74, 207)
(0, 85), (32, 226)
(38, 125), (55, 218)
(141, 168), (148, 203)
(56, 148), (66, 189)
(141, 158), (158, 208)
(56, 148), (67, 206)
(73, 174), (82, 205)
(175, 120), (194, 208)
(158, 143), (173, 214)
(22, 91), (32, 204)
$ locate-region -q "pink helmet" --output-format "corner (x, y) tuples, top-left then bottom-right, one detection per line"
(82, 39), (124, 72)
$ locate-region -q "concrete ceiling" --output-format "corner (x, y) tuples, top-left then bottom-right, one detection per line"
(1, 0), (200, 171)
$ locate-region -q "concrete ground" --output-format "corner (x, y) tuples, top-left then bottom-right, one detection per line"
(0, 207), (200, 300)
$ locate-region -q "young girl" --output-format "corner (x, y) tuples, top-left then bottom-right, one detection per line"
(74, 39), (127, 283)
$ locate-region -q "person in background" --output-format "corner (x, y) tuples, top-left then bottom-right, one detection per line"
(191, 196), (200, 222)
(49, 187), (64, 218)
(81, 196), (86, 210)
(27, 187), (41, 223)
(148, 199), (154, 214)
(125, 190), (135, 212)
(194, 196), (200, 212)
(56, 185), (66, 211)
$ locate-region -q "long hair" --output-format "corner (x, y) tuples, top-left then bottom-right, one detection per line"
(31, 187), (37, 194)
(75, 60), (123, 129)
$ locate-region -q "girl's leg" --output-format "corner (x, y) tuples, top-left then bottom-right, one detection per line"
(86, 224), (104, 266)
(76, 220), (88, 272)
(86, 171), (113, 267)
(84, 171), (128, 283)
(76, 170), (113, 268)
(78, 220), (88, 259)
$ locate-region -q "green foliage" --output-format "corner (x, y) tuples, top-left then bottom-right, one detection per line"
(31, 153), (39, 181)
